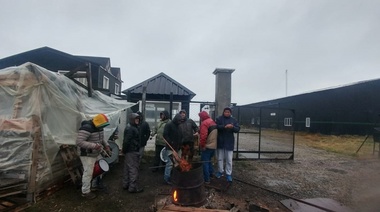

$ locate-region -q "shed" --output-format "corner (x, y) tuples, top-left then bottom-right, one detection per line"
(238, 78), (380, 135)
(122, 72), (196, 116)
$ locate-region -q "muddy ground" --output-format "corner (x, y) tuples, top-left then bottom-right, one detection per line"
(26, 139), (380, 212)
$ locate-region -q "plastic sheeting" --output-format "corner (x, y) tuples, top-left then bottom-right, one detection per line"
(0, 62), (135, 188)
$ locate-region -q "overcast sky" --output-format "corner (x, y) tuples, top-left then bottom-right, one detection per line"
(1, 0), (379, 105)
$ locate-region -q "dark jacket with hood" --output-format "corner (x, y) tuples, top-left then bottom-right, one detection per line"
(216, 108), (240, 151)
(138, 113), (151, 147)
(163, 113), (182, 151)
(178, 114), (199, 144)
(123, 113), (141, 153)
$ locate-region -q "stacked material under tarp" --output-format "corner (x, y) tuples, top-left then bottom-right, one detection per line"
(0, 62), (135, 202)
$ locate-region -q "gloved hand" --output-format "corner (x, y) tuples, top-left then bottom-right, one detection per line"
(94, 143), (102, 150)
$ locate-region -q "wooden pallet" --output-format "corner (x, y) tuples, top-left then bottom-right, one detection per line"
(59, 145), (83, 188)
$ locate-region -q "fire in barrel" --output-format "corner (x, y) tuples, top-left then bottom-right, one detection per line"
(171, 163), (206, 206)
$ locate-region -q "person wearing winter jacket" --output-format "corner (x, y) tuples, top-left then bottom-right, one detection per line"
(150, 110), (170, 172)
(122, 113), (144, 193)
(76, 113), (111, 199)
(198, 111), (217, 184)
(178, 110), (199, 162)
(215, 107), (240, 182)
(162, 113), (183, 184)
(137, 111), (151, 161)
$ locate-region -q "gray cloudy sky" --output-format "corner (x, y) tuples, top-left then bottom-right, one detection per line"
(1, 0), (379, 105)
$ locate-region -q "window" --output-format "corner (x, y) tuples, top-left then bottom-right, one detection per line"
(306, 117), (310, 128)
(103, 76), (109, 89)
(58, 70), (87, 86)
(115, 83), (120, 95)
(284, 118), (292, 126)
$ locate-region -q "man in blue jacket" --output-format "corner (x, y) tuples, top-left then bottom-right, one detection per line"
(215, 107), (240, 182)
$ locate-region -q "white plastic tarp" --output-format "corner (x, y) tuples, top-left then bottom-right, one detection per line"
(0, 62), (135, 184)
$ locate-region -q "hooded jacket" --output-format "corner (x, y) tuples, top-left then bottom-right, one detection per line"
(216, 108), (240, 151)
(163, 113), (182, 151)
(123, 113), (141, 153)
(76, 114), (110, 157)
(178, 114), (199, 144)
(198, 111), (217, 149)
(152, 110), (170, 146)
(138, 113), (151, 147)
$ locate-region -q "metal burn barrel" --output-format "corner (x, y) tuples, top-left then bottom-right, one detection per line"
(171, 162), (206, 206)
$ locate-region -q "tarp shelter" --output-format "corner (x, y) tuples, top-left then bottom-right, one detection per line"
(0, 63), (135, 203)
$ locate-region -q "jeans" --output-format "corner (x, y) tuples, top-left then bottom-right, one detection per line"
(164, 149), (181, 182)
(201, 148), (215, 182)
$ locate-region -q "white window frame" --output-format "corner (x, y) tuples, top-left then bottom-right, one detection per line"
(284, 117), (292, 126)
(306, 117), (311, 128)
(103, 76), (109, 89)
(115, 83), (120, 95)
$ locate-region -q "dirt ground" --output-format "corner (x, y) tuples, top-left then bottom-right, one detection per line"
(25, 135), (380, 212)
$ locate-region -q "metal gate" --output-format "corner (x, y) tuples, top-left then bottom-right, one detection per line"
(233, 106), (295, 160)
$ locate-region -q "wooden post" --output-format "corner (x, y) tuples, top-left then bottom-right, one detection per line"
(141, 84), (147, 120)
(27, 115), (42, 202)
(86, 63), (92, 97)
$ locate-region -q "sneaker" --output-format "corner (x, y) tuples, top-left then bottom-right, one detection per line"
(81, 192), (96, 200)
(91, 185), (106, 191)
(164, 180), (172, 185)
(226, 175), (232, 182)
(215, 172), (224, 179)
(204, 181), (210, 184)
(128, 188), (144, 193)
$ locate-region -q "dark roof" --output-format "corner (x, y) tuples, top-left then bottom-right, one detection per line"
(0, 46), (121, 81)
(122, 72), (196, 99)
(0, 46), (86, 70)
(76, 56), (110, 69)
(242, 78), (380, 107)
(111, 67), (122, 81)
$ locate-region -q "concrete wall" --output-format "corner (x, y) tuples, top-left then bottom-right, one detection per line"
(213, 68), (235, 117)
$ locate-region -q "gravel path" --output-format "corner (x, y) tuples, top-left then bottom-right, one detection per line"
(227, 143), (380, 211)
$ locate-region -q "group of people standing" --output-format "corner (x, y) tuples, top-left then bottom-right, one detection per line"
(75, 107), (239, 199)
(153, 107), (240, 185)
(198, 107), (240, 183)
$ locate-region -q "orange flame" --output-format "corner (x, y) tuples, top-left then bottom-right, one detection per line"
(173, 190), (178, 202)
(179, 159), (192, 172)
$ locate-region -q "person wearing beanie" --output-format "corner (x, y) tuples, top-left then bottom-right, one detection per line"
(215, 107), (240, 183)
(150, 110), (171, 172)
(76, 113), (111, 199)
(198, 111), (217, 184)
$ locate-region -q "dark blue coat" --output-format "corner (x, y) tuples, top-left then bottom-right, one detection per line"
(215, 115), (240, 151)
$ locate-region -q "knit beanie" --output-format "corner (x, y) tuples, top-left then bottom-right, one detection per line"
(223, 107), (232, 113)
(92, 113), (110, 128)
